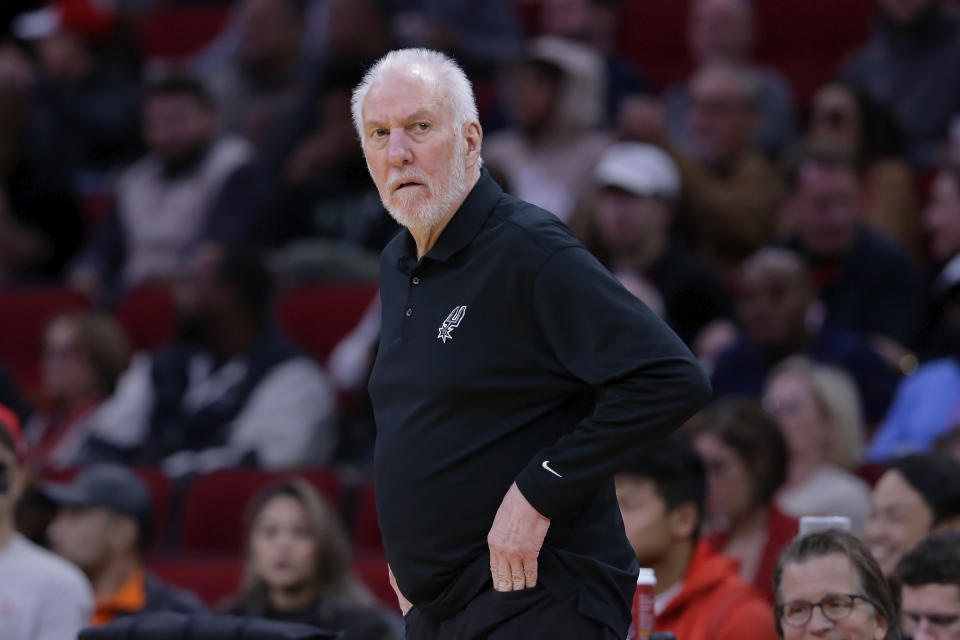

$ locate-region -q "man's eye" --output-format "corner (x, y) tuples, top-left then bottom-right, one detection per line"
(371, 129), (387, 138)
(416, 122), (430, 131)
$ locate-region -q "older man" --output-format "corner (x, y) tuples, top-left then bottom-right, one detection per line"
(353, 49), (711, 639)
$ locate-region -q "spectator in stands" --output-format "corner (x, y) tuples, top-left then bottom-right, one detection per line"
(773, 529), (897, 640)
(867, 277), (960, 462)
(616, 434), (777, 640)
(207, 0), (312, 146)
(844, 0), (960, 168)
(388, 0), (521, 79)
(804, 81), (921, 257)
(710, 248), (900, 425)
(13, 0), (141, 189)
(575, 142), (732, 346)
(785, 144), (926, 350)
(22, 312), (130, 472)
(764, 358), (872, 534)
(619, 62), (783, 276)
(664, 0), (795, 159)
(45, 464), (205, 625)
(538, 0), (651, 123)
(897, 530), (960, 640)
(687, 399), (798, 603)
(484, 36), (610, 222)
(0, 404), (94, 639)
(864, 454), (960, 577)
(271, 59), (398, 254)
(83, 246), (337, 475)
(0, 45), (84, 281)
(69, 75), (255, 298)
(224, 479), (401, 639)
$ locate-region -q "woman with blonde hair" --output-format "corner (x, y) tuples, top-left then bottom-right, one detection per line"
(223, 479), (401, 640)
(764, 357), (872, 534)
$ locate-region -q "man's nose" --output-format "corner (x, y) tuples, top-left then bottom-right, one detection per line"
(913, 619), (935, 640)
(387, 129), (413, 166)
(806, 606), (834, 634)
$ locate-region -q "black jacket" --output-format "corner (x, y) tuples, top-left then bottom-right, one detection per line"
(369, 171), (711, 635)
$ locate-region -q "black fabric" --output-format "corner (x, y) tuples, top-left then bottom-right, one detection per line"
(142, 573), (206, 616)
(78, 612), (340, 639)
(644, 244), (734, 345)
(403, 586), (619, 640)
(224, 593), (401, 640)
(369, 170), (711, 636)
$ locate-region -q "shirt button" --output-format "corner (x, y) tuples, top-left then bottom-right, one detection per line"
(412, 276), (420, 285)
(405, 308), (413, 317)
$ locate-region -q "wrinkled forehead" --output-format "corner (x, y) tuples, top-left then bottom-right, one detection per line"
(362, 66), (451, 124)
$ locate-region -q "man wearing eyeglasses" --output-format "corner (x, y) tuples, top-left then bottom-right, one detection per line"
(773, 529), (898, 640)
(898, 531), (960, 640)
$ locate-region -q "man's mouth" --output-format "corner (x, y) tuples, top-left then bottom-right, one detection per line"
(393, 181), (424, 193)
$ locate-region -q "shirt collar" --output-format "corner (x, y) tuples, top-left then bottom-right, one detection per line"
(93, 566), (147, 624)
(399, 169), (503, 264)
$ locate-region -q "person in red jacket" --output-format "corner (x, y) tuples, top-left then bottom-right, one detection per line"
(617, 434), (778, 640)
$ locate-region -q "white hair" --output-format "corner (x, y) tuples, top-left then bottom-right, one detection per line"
(350, 48), (480, 141)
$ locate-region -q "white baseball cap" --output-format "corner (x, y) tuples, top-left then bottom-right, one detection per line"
(595, 143), (681, 200)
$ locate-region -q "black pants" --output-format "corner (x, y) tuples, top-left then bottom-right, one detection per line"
(404, 586), (620, 640)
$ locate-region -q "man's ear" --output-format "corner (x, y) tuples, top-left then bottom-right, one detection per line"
(463, 121), (483, 169)
(668, 502), (699, 541)
(7, 464), (24, 503)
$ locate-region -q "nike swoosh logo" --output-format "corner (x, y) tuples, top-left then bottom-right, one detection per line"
(541, 460), (562, 478)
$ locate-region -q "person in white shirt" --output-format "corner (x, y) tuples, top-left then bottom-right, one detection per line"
(0, 404), (93, 639)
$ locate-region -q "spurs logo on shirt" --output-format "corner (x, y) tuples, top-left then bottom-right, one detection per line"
(438, 306), (467, 344)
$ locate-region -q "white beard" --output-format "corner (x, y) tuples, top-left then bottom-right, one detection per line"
(377, 139), (470, 235)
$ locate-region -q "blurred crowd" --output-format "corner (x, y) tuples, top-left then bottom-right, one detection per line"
(0, 0), (960, 637)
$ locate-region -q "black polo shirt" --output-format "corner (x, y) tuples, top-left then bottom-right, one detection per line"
(369, 170), (711, 635)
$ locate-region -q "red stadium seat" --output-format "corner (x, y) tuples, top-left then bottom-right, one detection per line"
(351, 480), (383, 553)
(617, 0), (874, 103)
(352, 553), (395, 610)
(138, 6), (231, 60)
(275, 284), (378, 365)
(113, 283), (176, 352)
(135, 467), (173, 550)
(147, 554), (244, 608)
(178, 469), (342, 553)
(0, 287), (90, 395)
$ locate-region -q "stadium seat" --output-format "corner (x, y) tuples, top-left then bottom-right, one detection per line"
(147, 554), (244, 608)
(138, 5), (231, 61)
(0, 287), (90, 395)
(351, 479), (382, 553)
(113, 283), (176, 352)
(617, 0), (874, 102)
(275, 284), (379, 365)
(135, 467), (173, 550)
(177, 469), (342, 553)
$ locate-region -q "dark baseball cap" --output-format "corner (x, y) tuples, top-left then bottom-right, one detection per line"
(43, 464), (153, 539)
